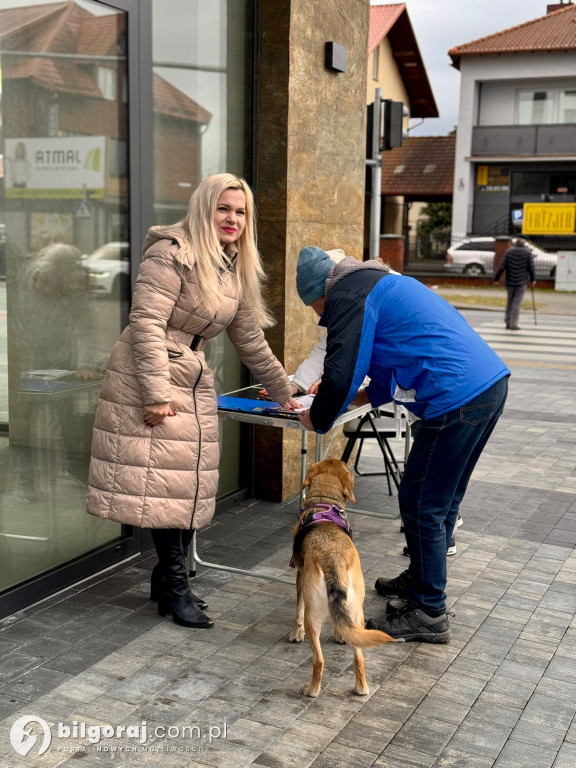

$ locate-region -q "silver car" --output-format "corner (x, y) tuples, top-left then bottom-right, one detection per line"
(83, 241), (130, 297)
(445, 237), (557, 279)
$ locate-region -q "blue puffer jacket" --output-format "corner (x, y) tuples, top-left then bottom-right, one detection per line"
(309, 258), (510, 434)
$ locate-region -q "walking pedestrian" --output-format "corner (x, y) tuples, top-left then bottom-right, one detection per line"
(493, 238), (536, 330)
(86, 174), (298, 628)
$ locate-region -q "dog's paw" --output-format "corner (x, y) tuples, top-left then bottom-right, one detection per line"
(333, 632), (346, 645)
(302, 684), (320, 698)
(289, 626), (305, 643)
(354, 684), (370, 696)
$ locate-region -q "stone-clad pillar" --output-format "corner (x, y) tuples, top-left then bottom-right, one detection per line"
(255, 0), (370, 500)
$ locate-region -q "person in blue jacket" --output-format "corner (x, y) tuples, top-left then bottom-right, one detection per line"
(295, 246), (510, 644)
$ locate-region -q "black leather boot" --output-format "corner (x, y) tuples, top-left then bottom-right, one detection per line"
(149, 530), (208, 609)
(151, 529), (213, 628)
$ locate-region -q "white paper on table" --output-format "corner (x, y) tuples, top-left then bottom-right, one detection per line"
(293, 394), (315, 412)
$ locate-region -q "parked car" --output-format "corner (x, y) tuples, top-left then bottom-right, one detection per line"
(445, 237), (557, 278)
(83, 241), (130, 296)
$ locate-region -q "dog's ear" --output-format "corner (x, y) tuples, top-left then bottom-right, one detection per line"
(302, 462), (320, 490)
(341, 469), (356, 503)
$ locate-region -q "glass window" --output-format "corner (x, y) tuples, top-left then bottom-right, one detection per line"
(517, 90), (554, 125)
(457, 241), (493, 252)
(152, 0), (252, 498)
(0, 0), (130, 592)
(512, 172), (548, 197)
(559, 90), (576, 124)
(98, 66), (117, 100)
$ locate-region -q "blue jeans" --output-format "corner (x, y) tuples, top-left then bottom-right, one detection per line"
(399, 376), (509, 614)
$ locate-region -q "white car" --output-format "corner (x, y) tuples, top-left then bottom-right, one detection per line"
(445, 237), (557, 279)
(83, 242), (130, 297)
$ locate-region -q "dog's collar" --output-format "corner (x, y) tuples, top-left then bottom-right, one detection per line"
(290, 503), (351, 568)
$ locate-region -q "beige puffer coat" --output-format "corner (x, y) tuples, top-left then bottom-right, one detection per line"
(86, 226), (292, 530)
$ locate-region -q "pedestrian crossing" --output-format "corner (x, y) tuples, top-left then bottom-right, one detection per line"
(474, 319), (576, 368)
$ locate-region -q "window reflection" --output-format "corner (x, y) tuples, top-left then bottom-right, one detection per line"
(0, 0), (129, 591)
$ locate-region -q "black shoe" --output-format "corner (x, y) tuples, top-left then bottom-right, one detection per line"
(150, 562), (209, 610)
(366, 604), (451, 644)
(386, 598), (408, 614)
(402, 536), (456, 558)
(157, 585), (214, 629)
(375, 569), (412, 599)
(509, 326), (520, 331)
(151, 529), (213, 628)
(149, 532), (208, 610)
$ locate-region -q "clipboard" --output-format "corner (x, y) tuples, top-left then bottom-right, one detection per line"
(216, 395), (300, 420)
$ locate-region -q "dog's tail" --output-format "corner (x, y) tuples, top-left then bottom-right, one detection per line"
(324, 564), (394, 648)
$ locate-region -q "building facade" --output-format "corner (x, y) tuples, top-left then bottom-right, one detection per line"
(367, 3), (437, 240)
(0, 0), (369, 617)
(450, 2), (576, 253)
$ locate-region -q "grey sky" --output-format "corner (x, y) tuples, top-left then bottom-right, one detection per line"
(370, 0), (563, 136)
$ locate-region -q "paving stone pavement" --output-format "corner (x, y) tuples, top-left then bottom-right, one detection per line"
(0, 314), (575, 767)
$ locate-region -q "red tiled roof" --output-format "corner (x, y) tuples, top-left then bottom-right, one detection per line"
(450, 4), (576, 69)
(0, 0), (211, 123)
(369, 3), (405, 54)
(369, 3), (438, 119)
(381, 136), (455, 199)
(153, 74), (211, 123)
(77, 14), (123, 57)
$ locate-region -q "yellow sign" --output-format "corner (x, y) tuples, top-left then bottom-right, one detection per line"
(476, 166), (488, 186)
(522, 203), (576, 235)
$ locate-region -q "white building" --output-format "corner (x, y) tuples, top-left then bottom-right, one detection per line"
(450, 2), (576, 251)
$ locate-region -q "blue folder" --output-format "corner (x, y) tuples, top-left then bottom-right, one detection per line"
(217, 395), (296, 417)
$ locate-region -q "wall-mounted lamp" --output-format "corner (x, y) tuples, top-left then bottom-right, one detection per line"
(325, 42), (347, 73)
(458, 178), (465, 191)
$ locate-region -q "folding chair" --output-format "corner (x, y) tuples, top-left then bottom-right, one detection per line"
(340, 408), (407, 495)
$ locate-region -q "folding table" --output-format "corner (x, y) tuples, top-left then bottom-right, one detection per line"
(190, 385), (373, 584)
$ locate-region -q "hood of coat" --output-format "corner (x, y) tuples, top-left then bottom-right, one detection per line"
(324, 256), (389, 296)
(142, 225), (238, 266)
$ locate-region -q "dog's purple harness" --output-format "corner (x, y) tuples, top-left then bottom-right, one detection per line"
(290, 503), (352, 568)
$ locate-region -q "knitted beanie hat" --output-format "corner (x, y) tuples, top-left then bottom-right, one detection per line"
(296, 246), (336, 305)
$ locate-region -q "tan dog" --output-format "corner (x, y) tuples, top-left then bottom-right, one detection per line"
(289, 459), (394, 697)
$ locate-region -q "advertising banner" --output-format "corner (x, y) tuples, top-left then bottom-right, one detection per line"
(522, 203), (576, 235)
(4, 137), (106, 198)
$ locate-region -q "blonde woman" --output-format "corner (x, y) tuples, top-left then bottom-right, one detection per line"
(87, 174), (298, 628)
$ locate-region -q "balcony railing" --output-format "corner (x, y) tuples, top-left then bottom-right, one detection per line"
(471, 124), (576, 156)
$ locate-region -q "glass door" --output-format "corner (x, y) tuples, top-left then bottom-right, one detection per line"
(0, 0), (143, 608)
(151, 0), (254, 500)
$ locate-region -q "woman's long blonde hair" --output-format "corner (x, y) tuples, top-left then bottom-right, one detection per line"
(176, 173), (274, 328)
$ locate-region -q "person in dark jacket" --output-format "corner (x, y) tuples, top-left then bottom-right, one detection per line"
(493, 238), (536, 330)
(295, 247), (510, 644)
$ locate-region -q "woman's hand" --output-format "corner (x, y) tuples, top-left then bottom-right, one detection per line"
(144, 402), (176, 427)
(259, 383), (299, 398)
(307, 379), (321, 395)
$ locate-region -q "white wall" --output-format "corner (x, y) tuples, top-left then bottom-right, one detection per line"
(451, 50), (576, 239)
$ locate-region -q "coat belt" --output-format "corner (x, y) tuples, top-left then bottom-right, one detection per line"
(166, 328), (206, 351)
